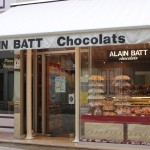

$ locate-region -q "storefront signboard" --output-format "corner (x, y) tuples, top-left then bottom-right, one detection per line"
(1, 29), (150, 50)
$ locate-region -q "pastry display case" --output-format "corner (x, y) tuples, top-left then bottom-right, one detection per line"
(82, 74), (150, 123)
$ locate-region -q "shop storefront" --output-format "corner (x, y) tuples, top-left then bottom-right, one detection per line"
(0, 0), (150, 146)
(35, 49), (75, 136)
(80, 45), (150, 145)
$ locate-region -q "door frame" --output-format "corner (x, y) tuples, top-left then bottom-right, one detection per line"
(36, 49), (75, 134)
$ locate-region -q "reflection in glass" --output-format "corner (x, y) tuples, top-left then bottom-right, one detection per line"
(46, 53), (75, 137)
(80, 47), (150, 145)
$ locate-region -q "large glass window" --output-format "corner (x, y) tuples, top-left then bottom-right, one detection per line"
(46, 53), (75, 137)
(0, 56), (14, 114)
(80, 46), (150, 145)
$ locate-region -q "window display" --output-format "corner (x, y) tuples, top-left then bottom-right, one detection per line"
(113, 75), (131, 116)
(88, 75), (104, 115)
(85, 74), (150, 117)
(80, 47), (150, 145)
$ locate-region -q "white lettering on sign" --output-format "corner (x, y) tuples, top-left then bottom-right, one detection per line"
(109, 50), (129, 57)
(131, 50), (148, 56)
(109, 49), (149, 61)
(109, 50), (148, 57)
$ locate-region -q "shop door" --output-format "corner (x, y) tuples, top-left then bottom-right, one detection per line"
(46, 53), (75, 137)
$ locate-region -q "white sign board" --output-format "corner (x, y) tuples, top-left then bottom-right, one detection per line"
(1, 28), (150, 50)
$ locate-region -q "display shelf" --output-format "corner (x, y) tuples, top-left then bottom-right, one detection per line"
(81, 115), (150, 124)
(87, 75), (105, 115)
(130, 105), (150, 107)
(86, 96), (150, 116)
(85, 74), (150, 116)
(87, 76), (105, 98)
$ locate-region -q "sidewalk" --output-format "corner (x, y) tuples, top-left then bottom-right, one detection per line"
(0, 132), (150, 150)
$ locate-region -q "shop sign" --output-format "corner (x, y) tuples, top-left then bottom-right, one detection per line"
(3, 59), (14, 69)
(2, 28), (150, 50)
(108, 49), (150, 61)
(0, 34), (125, 50)
(57, 34), (125, 47)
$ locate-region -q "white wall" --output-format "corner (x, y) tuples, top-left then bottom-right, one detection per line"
(0, 0), (36, 14)
(0, 114), (14, 132)
(0, 0), (16, 13)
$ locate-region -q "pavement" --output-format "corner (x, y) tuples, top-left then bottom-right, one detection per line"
(0, 132), (150, 150)
(0, 147), (26, 150)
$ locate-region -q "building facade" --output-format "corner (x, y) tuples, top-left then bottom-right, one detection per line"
(0, 0), (35, 134)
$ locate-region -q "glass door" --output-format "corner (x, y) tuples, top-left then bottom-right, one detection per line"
(46, 53), (75, 137)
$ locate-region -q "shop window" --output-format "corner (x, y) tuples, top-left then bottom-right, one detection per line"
(0, 58), (14, 114)
(80, 47), (150, 145)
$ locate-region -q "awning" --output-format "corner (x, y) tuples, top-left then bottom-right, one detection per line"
(0, 0), (150, 50)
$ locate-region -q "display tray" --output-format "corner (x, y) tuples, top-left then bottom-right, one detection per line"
(81, 115), (150, 124)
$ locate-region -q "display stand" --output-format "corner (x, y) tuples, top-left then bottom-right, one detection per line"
(87, 75), (104, 115)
